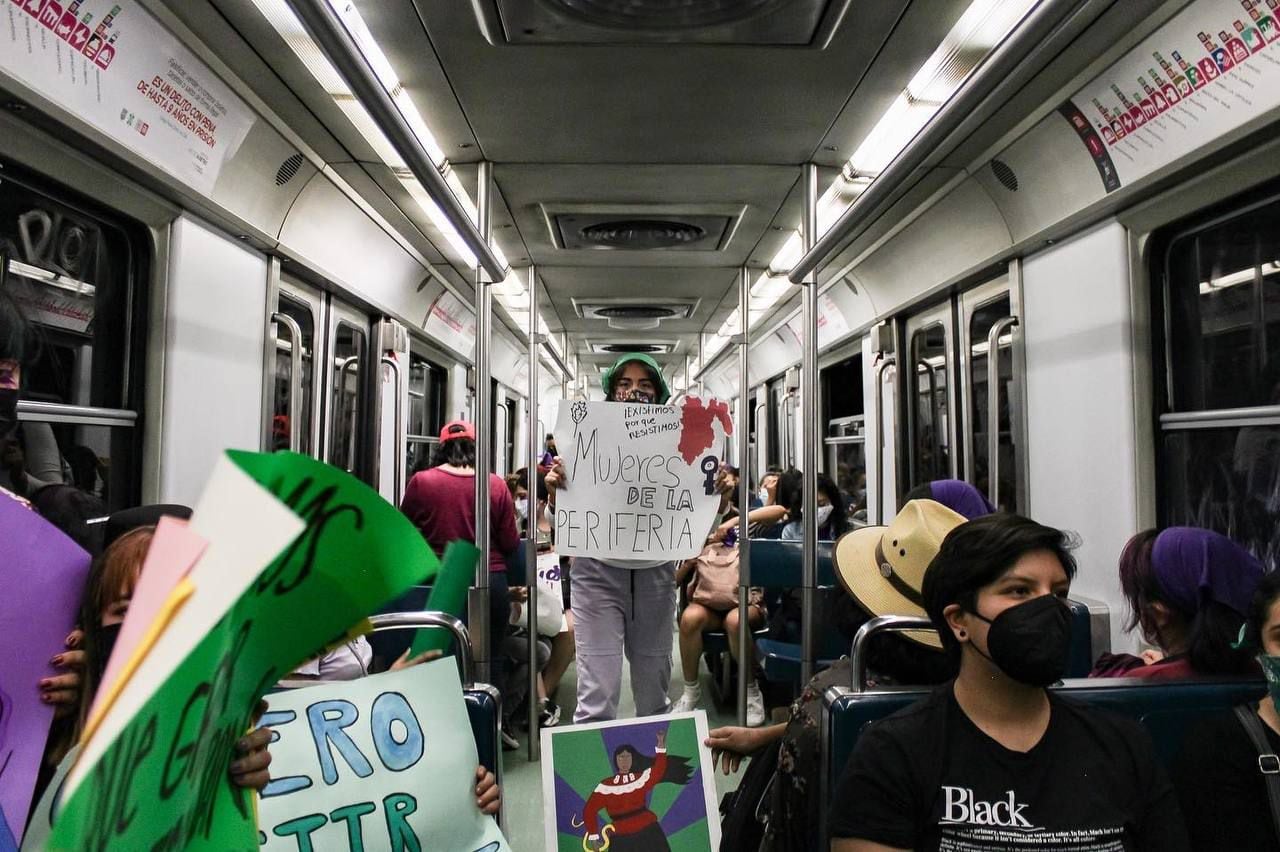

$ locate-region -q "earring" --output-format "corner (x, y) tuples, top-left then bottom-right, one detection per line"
(957, 629), (967, 639)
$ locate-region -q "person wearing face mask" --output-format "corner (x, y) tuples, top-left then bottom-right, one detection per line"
(779, 471), (847, 541)
(1171, 570), (1280, 851)
(830, 513), (1190, 852)
(544, 353), (733, 723)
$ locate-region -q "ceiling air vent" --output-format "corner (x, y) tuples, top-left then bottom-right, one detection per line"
(991, 159), (1019, 192)
(275, 153), (305, 186)
(590, 341), (677, 355)
(579, 219), (707, 250)
(575, 299), (699, 330)
(475, 0), (851, 46)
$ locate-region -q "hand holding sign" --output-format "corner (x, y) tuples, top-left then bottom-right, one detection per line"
(553, 398), (733, 560)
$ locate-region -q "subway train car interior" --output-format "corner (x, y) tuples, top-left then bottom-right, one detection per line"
(3, 0), (1280, 849)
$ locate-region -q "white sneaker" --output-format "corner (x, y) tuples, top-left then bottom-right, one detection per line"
(672, 688), (702, 713)
(746, 683), (766, 727)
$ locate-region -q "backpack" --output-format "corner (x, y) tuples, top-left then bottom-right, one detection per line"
(718, 739), (780, 852)
(689, 542), (739, 610)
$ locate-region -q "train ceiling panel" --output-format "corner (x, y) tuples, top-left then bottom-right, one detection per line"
(409, 0), (912, 165)
(472, 0), (854, 47)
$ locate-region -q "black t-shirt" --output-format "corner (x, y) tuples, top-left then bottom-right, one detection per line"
(1170, 705), (1280, 852)
(830, 684), (1189, 851)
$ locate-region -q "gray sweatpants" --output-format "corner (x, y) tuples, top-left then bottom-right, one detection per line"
(570, 558), (676, 723)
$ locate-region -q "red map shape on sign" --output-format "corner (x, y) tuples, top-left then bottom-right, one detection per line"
(678, 396), (733, 465)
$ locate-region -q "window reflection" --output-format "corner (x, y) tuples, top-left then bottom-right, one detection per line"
(910, 323), (949, 487)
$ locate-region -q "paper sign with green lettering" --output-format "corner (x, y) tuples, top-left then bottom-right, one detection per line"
(409, 540), (481, 657)
(48, 451), (441, 851)
(258, 660), (510, 851)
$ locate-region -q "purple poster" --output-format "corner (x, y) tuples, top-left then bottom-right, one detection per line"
(0, 496), (91, 847)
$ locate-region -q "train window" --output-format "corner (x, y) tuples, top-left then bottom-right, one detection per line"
(406, 351), (445, 475)
(1, 165), (144, 509)
(907, 320), (952, 486)
(270, 293), (316, 454)
(1165, 200), (1280, 412)
(767, 379), (784, 468)
(1158, 192), (1280, 565)
(328, 321), (367, 475)
(967, 294), (1018, 512)
(822, 353), (865, 514)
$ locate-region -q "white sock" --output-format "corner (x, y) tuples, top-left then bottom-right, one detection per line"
(682, 680), (700, 694)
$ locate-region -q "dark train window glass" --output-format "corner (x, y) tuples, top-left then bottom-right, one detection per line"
(1162, 427), (1279, 567)
(1165, 200), (1280, 412)
(0, 176), (136, 410)
(271, 295), (316, 455)
(406, 352), (445, 475)
(329, 322), (366, 475)
(909, 323), (950, 487)
(823, 354), (863, 430)
(969, 295), (1017, 512)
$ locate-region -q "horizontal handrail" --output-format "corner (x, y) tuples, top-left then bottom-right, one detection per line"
(368, 612), (473, 686)
(850, 614), (937, 694)
(16, 401), (137, 426)
(1160, 405), (1280, 428)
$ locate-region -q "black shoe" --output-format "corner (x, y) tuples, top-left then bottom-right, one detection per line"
(501, 726), (520, 751)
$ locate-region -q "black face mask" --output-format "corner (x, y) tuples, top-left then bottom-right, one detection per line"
(971, 594), (1072, 687)
(92, 622), (123, 686)
(613, 388), (655, 405)
(0, 388), (17, 437)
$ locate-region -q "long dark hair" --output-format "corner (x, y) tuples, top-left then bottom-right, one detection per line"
(1118, 528), (1256, 675)
(612, 743), (694, 785)
(779, 470), (847, 537)
(429, 437), (476, 469)
(1244, 571), (1280, 651)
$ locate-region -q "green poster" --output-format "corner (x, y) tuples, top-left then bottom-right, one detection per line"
(48, 451), (441, 851)
(258, 660), (510, 851)
(409, 540), (482, 657)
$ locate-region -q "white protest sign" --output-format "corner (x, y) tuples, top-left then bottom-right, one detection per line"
(259, 660), (510, 852)
(554, 398), (732, 560)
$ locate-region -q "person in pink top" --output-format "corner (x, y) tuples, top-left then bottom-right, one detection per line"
(399, 420), (521, 709)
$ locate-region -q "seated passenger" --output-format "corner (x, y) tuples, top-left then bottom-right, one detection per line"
(1171, 571), (1280, 851)
(672, 522), (769, 725)
(711, 467), (786, 542)
(829, 513), (1190, 851)
(1091, 527), (1263, 679)
(779, 471), (849, 541)
(707, 499), (959, 852)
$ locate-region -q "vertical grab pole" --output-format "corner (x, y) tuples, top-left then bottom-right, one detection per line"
(986, 316), (1019, 509)
(872, 358), (896, 525)
(800, 163), (820, 686)
(526, 265), (542, 761)
(471, 161), (494, 688)
(736, 267), (752, 726)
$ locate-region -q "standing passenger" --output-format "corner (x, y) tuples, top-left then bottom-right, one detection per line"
(545, 353), (730, 723)
(399, 420), (520, 693)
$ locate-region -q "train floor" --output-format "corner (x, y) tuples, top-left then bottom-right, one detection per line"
(500, 625), (748, 851)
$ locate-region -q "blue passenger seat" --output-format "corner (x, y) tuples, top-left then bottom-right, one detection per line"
(748, 539), (841, 683)
(818, 616), (1263, 846)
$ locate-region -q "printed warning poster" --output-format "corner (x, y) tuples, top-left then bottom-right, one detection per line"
(0, 0), (255, 194)
(553, 398), (731, 561)
(1060, 0), (1280, 193)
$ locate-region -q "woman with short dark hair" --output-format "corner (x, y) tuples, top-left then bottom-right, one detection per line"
(830, 513), (1190, 851)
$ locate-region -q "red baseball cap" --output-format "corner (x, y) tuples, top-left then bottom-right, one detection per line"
(439, 420), (476, 443)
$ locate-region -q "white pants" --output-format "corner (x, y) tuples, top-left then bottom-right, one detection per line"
(570, 558), (676, 723)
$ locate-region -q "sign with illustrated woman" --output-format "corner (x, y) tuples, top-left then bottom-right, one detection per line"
(540, 711), (720, 852)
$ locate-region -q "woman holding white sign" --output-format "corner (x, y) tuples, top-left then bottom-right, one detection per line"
(545, 353), (733, 723)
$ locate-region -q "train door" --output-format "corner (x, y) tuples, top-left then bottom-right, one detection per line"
(268, 275), (322, 456)
(376, 319), (409, 505)
(902, 302), (959, 490)
(324, 300), (372, 482)
(491, 380), (516, 477)
(766, 377), (785, 469)
(959, 275), (1025, 513)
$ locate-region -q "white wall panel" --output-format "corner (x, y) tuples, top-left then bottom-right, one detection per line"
(160, 216), (267, 505)
(1022, 221), (1137, 653)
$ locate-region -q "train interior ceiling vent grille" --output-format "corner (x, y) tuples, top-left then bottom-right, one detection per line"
(553, 213), (732, 251)
(574, 299), (698, 330)
(275, 153), (305, 186)
(479, 0), (850, 46)
(991, 159), (1018, 192)
(590, 342), (676, 354)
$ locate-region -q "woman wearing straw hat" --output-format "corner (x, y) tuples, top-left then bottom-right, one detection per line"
(708, 499), (961, 852)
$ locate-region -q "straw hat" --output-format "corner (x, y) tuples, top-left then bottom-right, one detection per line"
(833, 499), (967, 649)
